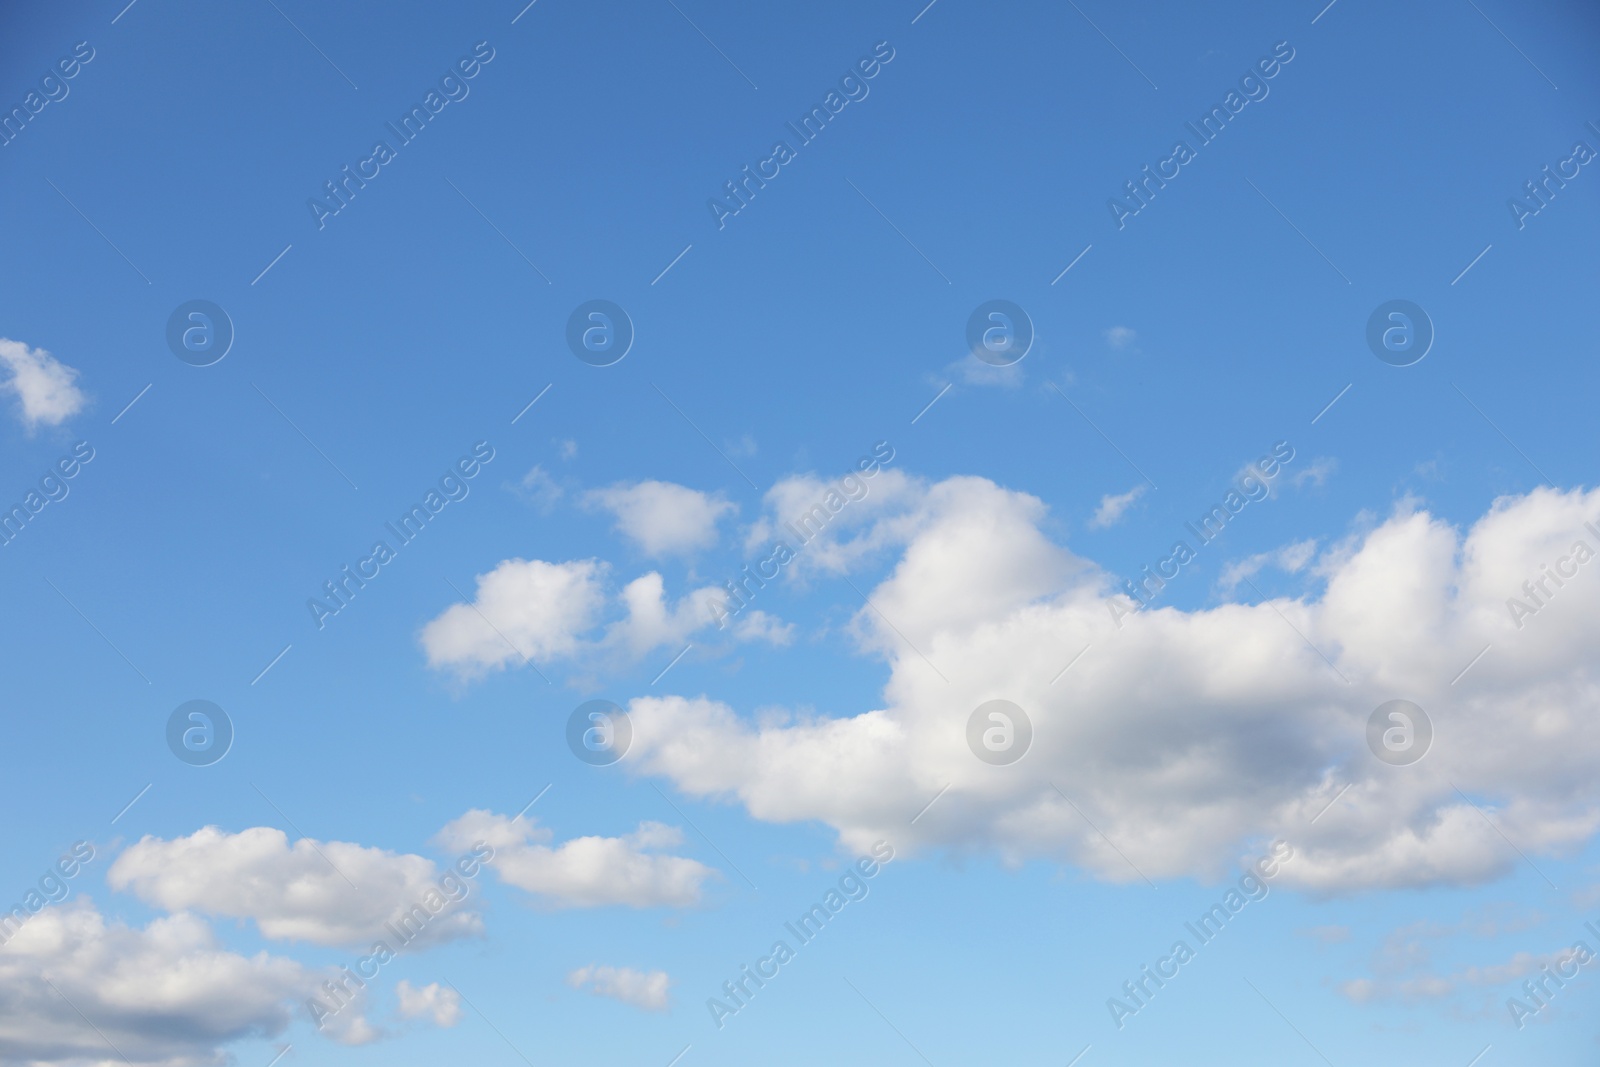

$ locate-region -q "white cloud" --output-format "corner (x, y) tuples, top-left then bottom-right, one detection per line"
(1103, 326), (1137, 349)
(619, 475), (1600, 893)
(557, 438), (578, 460)
(108, 825), (483, 947)
(420, 558), (607, 677)
(0, 900), (315, 1067)
(395, 981), (462, 1027)
(1337, 914), (1563, 1005)
(514, 465), (564, 511)
(739, 467), (928, 580)
(1292, 457), (1337, 489)
(1218, 538), (1318, 593)
(733, 609), (795, 646)
(567, 965), (672, 1011)
(584, 480), (735, 557)
(421, 558), (777, 677)
(0, 339), (86, 431)
(606, 572), (723, 660)
(945, 358), (1024, 388)
(1088, 485), (1145, 529)
(436, 810), (715, 908)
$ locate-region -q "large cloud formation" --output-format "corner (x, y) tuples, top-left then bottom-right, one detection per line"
(611, 475), (1600, 894)
(0, 901), (311, 1067)
(10, 809), (708, 1065)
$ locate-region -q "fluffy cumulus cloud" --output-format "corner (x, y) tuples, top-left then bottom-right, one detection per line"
(619, 474), (1600, 894)
(739, 467), (925, 580)
(583, 480), (735, 557)
(421, 558), (608, 675)
(566, 965), (672, 1011)
(608, 571), (723, 660)
(0, 901), (313, 1067)
(108, 825), (483, 947)
(395, 980), (463, 1027)
(0, 338), (86, 430)
(420, 557), (774, 676)
(437, 810), (715, 908)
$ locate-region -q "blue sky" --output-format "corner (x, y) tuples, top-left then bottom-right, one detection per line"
(2, 0), (1599, 1064)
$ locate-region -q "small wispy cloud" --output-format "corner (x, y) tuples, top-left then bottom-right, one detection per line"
(1089, 485), (1146, 529)
(1219, 538), (1318, 594)
(395, 981), (462, 1027)
(1103, 326), (1137, 350)
(567, 965), (672, 1011)
(514, 465), (565, 512)
(1292, 457), (1337, 489)
(0, 338), (87, 432)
